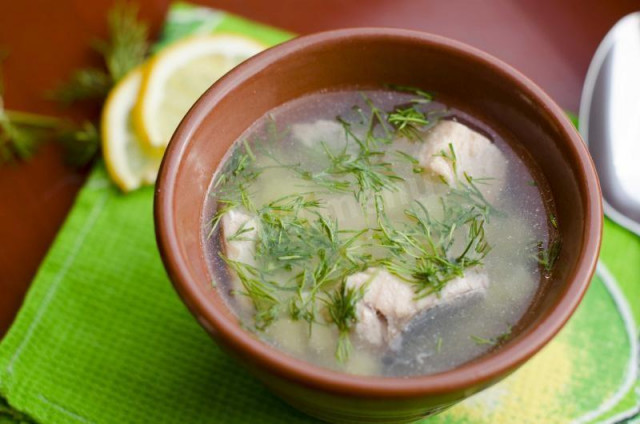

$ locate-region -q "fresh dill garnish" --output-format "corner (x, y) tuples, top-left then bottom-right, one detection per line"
(216, 189), (370, 338)
(0, 106), (53, 163)
(207, 142), (262, 236)
(253, 196), (368, 327)
(371, 143), (497, 298)
(394, 150), (424, 174)
(300, 139), (404, 207)
(470, 335), (494, 346)
(361, 94), (393, 142)
(533, 239), (561, 273)
(436, 143), (500, 220)
(57, 121), (100, 166)
(50, 68), (112, 106)
(324, 282), (365, 362)
(94, 1), (149, 81)
(385, 84), (433, 104)
(220, 255), (280, 330)
(470, 326), (512, 346)
(0, 91), (100, 166)
(388, 106), (429, 141)
(2, 2), (150, 167)
(376, 198), (491, 298)
(293, 99), (404, 207)
(0, 50), (53, 163)
(226, 221), (256, 242)
(209, 92), (531, 368)
(549, 213), (558, 229)
(51, 1), (149, 104)
(495, 326), (512, 344)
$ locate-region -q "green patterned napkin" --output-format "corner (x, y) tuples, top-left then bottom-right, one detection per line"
(1, 3), (638, 423)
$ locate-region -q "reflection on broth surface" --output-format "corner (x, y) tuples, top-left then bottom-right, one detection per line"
(203, 88), (559, 377)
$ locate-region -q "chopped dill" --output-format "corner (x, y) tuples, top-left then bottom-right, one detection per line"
(220, 255), (280, 330)
(388, 106), (429, 141)
(470, 335), (494, 346)
(471, 326), (512, 346)
(207, 141), (262, 237)
(207, 89), (552, 369)
(394, 150), (424, 174)
(385, 84), (433, 104)
(436, 143), (500, 220)
(219, 191), (370, 343)
(549, 213), (558, 229)
(375, 198), (491, 299)
(293, 100), (405, 207)
(324, 282), (366, 362)
(533, 239), (561, 273)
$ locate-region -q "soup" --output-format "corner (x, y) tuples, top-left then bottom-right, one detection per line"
(203, 88), (559, 376)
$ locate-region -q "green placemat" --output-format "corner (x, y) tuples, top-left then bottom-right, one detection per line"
(1, 4), (638, 423)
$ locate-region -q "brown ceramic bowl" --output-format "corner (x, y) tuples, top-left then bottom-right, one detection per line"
(155, 28), (602, 423)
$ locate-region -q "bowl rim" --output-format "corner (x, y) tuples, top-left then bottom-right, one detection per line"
(155, 27), (602, 397)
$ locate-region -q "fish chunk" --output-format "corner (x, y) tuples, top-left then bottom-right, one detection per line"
(221, 208), (258, 265)
(346, 267), (489, 349)
(418, 120), (508, 200)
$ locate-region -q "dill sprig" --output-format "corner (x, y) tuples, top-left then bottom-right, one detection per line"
(221, 255), (280, 330)
(94, 1), (149, 81)
(0, 51), (54, 163)
(0, 106), (54, 163)
(0, 96), (99, 166)
(211, 93), (506, 364)
(305, 140), (404, 206)
(296, 101), (405, 207)
(388, 106), (429, 141)
(50, 68), (112, 106)
(385, 84), (433, 104)
(394, 150), (424, 174)
(375, 198), (491, 298)
(208, 142), (262, 236)
(251, 194), (368, 326)
(2, 2), (149, 167)
(533, 238), (561, 273)
(372, 143), (497, 298)
(215, 189), (370, 353)
(471, 326), (512, 346)
(57, 121), (100, 166)
(51, 1), (149, 104)
(470, 335), (494, 346)
(324, 282), (365, 362)
(436, 143), (499, 220)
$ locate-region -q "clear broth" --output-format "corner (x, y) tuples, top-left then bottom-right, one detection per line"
(203, 89), (555, 377)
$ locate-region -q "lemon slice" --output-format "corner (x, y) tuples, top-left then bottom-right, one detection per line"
(134, 34), (266, 150)
(101, 67), (162, 192)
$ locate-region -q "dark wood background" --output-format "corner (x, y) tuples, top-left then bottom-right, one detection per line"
(0, 0), (637, 336)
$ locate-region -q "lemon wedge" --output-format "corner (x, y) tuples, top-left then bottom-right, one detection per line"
(134, 34), (266, 151)
(101, 67), (162, 192)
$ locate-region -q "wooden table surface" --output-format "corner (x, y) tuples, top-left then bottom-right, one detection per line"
(0, 0), (637, 337)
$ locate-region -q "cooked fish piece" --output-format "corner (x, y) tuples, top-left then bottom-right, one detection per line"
(418, 120), (508, 200)
(221, 208), (258, 265)
(346, 267), (489, 349)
